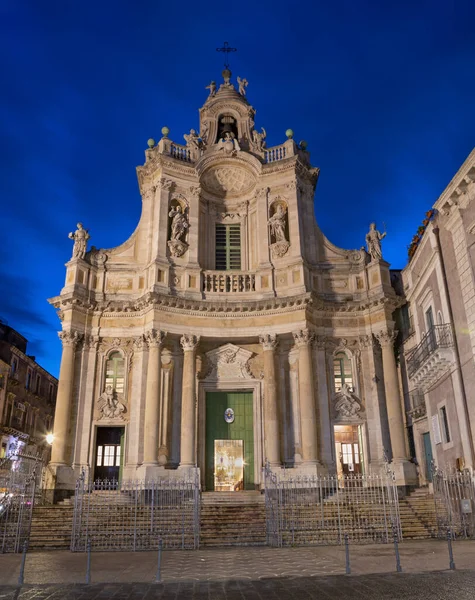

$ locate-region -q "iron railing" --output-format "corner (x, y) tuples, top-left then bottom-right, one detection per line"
(0, 453), (42, 553)
(406, 324), (454, 378)
(433, 466), (475, 539)
(71, 470), (201, 552)
(407, 389), (426, 420)
(264, 464), (400, 547)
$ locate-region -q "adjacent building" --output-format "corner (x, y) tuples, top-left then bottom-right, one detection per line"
(47, 68), (419, 498)
(397, 149), (475, 485)
(0, 321), (57, 461)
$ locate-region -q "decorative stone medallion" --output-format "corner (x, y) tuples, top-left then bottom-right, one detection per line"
(201, 166), (256, 197)
(224, 408), (235, 423)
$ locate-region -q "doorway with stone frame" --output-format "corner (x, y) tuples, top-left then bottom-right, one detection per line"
(334, 424), (365, 477)
(93, 426), (125, 482)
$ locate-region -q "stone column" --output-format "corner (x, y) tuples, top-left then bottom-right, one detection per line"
(359, 334), (385, 466)
(376, 329), (408, 461)
(158, 349), (174, 465)
(314, 336), (334, 469)
(259, 334), (280, 466)
(51, 330), (82, 465)
(143, 330), (166, 465)
(293, 329), (319, 464)
(180, 334), (200, 467)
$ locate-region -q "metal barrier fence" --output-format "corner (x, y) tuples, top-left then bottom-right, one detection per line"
(71, 470), (201, 552)
(433, 467), (475, 539)
(264, 464), (401, 546)
(0, 453), (42, 553)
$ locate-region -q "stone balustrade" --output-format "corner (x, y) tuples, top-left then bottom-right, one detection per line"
(264, 144), (288, 163)
(203, 271), (256, 293)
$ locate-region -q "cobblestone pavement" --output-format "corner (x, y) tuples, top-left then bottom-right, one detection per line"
(1, 540), (475, 585)
(0, 571), (475, 599)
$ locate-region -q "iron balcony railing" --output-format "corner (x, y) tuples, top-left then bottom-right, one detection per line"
(407, 389), (426, 420)
(406, 324), (454, 378)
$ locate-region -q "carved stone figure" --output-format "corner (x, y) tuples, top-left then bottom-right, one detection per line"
(268, 204), (290, 258)
(365, 222), (386, 261)
(334, 383), (363, 420)
(237, 76), (248, 96)
(98, 385), (126, 420)
(168, 204), (189, 257)
(183, 129), (201, 151)
(206, 81), (216, 97)
(169, 205), (188, 241)
(68, 223), (90, 260)
(200, 121), (209, 145)
(251, 127), (267, 152)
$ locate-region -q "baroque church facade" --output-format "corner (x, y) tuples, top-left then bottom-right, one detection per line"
(47, 69), (417, 496)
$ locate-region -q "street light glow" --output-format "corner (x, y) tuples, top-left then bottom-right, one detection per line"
(46, 433), (54, 445)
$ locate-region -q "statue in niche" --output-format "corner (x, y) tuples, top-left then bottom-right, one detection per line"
(365, 222), (386, 261)
(251, 127), (267, 152)
(183, 129), (201, 151)
(268, 203), (290, 259)
(68, 223), (90, 260)
(98, 385), (126, 420)
(168, 203), (189, 258)
(205, 81), (216, 97)
(237, 76), (248, 96)
(334, 383), (363, 419)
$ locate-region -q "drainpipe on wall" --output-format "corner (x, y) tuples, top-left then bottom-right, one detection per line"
(433, 225), (475, 468)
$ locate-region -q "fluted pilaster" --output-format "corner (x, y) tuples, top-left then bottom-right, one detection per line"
(143, 329), (166, 465)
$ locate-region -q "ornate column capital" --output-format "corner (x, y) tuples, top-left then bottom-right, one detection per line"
(189, 185), (201, 199)
(83, 334), (100, 350)
(58, 330), (82, 348)
(255, 186), (269, 200)
(160, 178), (175, 192)
(133, 335), (146, 350)
(314, 335), (329, 350)
(292, 328), (314, 347)
(145, 329), (166, 349)
(259, 333), (278, 351)
(180, 334), (200, 352)
(375, 329), (398, 348)
(358, 334), (376, 349)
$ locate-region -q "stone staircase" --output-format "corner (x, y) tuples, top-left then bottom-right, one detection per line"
(200, 491), (267, 547)
(26, 487), (437, 550)
(399, 487), (437, 539)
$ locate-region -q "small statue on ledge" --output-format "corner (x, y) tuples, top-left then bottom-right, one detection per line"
(183, 129), (201, 151)
(251, 127), (267, 152)
(68, 223), (90, 260)
(205, 81), (216, 98)
(365, 222), (386, 261)
(237, 76), (248, 96)
(268, 203), (290, 258)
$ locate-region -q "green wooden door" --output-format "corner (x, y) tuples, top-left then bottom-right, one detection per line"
(205, 392), (254, 491)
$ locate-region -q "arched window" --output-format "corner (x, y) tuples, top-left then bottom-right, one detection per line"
(333, 352), (353, 392)
(105, 352), (125, 394)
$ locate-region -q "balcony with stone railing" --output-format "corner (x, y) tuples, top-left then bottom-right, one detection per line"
(406, 389), (426, 421)
(406, 324), (455, 390)
(203, 271), (256, 294)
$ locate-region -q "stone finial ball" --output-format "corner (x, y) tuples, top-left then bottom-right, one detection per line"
(286, 129), (294, 139)
(161, 126), (170, 138)
(300, 140), (308, 149)
(147, 138), (156, 148)
(222, 68), (231, 79)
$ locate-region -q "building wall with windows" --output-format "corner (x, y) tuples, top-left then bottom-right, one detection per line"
(47, 70), (418, 497)
(0, 322), (58, 461)
(398, 149), (475, 484)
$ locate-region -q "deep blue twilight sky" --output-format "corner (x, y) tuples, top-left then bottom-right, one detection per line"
(1, 1), (474, 378)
